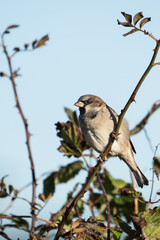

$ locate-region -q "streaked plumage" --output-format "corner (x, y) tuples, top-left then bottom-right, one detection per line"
(74, 94), (148, 188)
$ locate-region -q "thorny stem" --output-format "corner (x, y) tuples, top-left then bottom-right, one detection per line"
(54, 39), (160, 240)
(1, 37), (36, 238)
(102, 39), (160, 160)
(82, 152), (111, 239)
(54, 160), (103, 240)
(96, 173), (110, 240)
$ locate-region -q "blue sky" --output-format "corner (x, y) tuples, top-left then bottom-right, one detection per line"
(1, 1), (160, 238)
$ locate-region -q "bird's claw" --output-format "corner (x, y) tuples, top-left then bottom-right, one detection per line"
(111, 131), (121, 140)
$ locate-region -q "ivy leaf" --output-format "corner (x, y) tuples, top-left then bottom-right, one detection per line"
(56, 121), (90, 158)
(64, 107), (79, 127)
(121, 12), (132, 24)
(139, 17), (151, 29)
(133, 12), (143, 25)
(123, 28), (139, 37)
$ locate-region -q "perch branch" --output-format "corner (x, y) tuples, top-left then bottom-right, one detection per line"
(101, 40), (160, 160)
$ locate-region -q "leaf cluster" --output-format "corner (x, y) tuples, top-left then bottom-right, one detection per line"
(55, 108), (90, 158)
(117, 12), (151, 37)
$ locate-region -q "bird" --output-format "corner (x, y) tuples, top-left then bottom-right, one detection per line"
(74, 94), (149, 188)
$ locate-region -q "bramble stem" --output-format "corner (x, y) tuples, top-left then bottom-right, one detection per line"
(1, 36), (37, 239)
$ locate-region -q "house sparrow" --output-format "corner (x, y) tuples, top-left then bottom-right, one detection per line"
(74, 94), (149, 188)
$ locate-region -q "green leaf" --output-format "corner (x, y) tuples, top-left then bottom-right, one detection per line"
(112, 229), (122, 240)
(133, 12), (143, 25)
(4, 217), (29, 231)
(153, 157), (160, 174)
(139, 17), (151, 29)
(123, 28), (139, 37)
(43, 161), (83, 200)
(64, 107), (79, 127)
(43, 173), (55, 199)
(121, 12), (132, 24)
(56, 121), (90, 157)
(55, 160), (83, 184)
(116, 216), (135, 236)
(140, 207), (160, 239)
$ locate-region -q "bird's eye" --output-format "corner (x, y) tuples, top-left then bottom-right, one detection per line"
(83, 100), (90, 105)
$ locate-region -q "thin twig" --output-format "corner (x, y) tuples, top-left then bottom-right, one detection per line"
(130, 100), (160, 136)
(2, 171), (50, 215)
(96, 173), (110, 240)
(130, 171), (138, 214)
(143, 128), (154, 152)
(0, 214), (52, 224)
(147, 144), (160, 210)
(0, 232), (12, 240)
(1, 35), (36, 238)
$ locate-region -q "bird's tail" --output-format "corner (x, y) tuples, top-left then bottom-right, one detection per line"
(132, 167), (149, 188)
(120, 151), (149, 188)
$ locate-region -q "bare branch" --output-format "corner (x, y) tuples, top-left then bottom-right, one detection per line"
(1, 33), (37, 238)
(130, 100), (160, 136)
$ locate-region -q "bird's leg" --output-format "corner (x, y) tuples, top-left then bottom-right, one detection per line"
(99, 153), (108, 162)
(111, 131), (121, 141)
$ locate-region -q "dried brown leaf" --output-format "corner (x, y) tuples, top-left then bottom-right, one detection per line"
(32, 40), (37, 48)
(24, 44), (29, 50)
(123, 28), (139, 37)
(13, 47), (20, 52)
(140, 17), (151, 29)
(121, 12), (132, 24)
(32, 34), (49, 48)
(117, 19), (132, 27)
(133, 12), (143, 25)
(7, 25), (19, 29)
(0, 72), (8, 77)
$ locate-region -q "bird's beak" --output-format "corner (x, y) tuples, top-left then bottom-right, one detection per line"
(74, 101), (84, 108)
